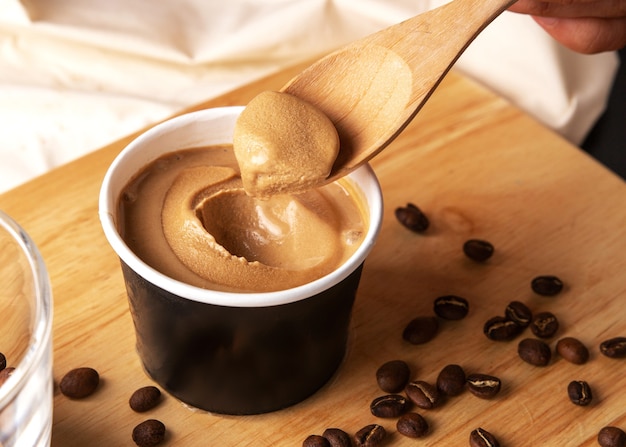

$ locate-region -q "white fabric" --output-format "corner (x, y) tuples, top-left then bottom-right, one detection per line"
(0, 0), (619, 193)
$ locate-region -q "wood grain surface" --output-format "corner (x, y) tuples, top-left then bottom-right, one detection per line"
(2, 60), (626, 446)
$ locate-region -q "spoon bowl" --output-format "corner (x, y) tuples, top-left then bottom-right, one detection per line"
(281, 0), (517, 184)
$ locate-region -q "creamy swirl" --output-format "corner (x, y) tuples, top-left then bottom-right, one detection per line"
(119, 145), (367, 292)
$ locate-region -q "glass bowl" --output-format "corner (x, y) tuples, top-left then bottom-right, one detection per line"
(0, 210), (53, 446)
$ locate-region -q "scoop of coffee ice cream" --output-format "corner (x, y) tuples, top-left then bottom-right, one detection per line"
(233, 91), (340, 197)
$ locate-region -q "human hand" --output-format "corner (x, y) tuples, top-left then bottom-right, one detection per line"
(508, 0), (626, 53)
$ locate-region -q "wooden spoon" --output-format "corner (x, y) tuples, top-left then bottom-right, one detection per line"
(281, 0), (517, 185)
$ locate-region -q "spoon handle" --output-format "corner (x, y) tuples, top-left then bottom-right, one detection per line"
(362, 0), (518, 111)
(281, 0), (517, 182)
(365, 0), (517, 54)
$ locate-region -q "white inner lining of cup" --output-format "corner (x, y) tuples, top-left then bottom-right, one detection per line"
(99, 107), (383, 308)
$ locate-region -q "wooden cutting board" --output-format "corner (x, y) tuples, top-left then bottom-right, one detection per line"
(2, 60), (626, 446)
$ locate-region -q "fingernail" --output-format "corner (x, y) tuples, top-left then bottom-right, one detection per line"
(533, 16), (559, 27)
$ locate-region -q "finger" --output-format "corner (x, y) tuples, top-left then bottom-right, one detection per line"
(509, 0), (626, 19)
(533, 15), (626, 53)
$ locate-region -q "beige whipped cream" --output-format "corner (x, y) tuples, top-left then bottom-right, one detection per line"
(233, 91), (340, 197)
(118, 145), (366, 292)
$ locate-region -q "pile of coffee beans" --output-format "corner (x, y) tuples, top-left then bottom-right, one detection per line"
(349, 362), (500, 443)
(302, 354), (506, 446)
(475, 283), (610, 416)
(125, 381), (167, 447)
(301, 202), (625, 446)
(58, 366), (166, 446)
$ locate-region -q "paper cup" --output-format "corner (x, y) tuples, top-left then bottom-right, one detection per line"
(99, 107), (383, 414)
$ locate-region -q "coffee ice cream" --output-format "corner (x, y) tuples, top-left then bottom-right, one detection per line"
(118, 145), (367, 293)
(233, 91), (340, 197)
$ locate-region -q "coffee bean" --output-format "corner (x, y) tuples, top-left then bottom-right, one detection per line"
(59, 367), (100, 399)
(530, 311), (559, 338)
(531, 275), (564, 296)
(370, 394), (409, 418)
(395, 203), (429, 233)
(303, 435), (331, 447)
(600, 337), (626, 358)
(598, 426), (626, 447)
(556, 337), (589, 364)
(504, 301), (532, 328)
(354, 424), (386, 447)
(403, 316), (439, 345)
(322, 428), (352, 447)
(463, 239), (494, 262)
(483, 316), (523, 341)
(396, 412), (429, 438)
(436, 364), (466, 396)
(0, 352), (6, 371)
(469, 427), (500, 447)
(518, 338), (552, 366)
(130, 386), (162, 412)
(567, 380), (592, 406)
(405, 380), (441, 409)
(433, 295), (469, 320)
(132, 419), (166, 447)
(466, 374), (501, 399)
(0, 367), (15, 387)
(376, 360), (410, 393)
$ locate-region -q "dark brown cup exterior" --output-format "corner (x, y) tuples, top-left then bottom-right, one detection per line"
(120, 261), (363, 415)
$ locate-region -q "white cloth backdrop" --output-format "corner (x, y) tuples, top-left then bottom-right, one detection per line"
(0, 0), (618, 193)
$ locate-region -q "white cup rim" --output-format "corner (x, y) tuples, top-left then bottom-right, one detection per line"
(99, 107), (383, 308)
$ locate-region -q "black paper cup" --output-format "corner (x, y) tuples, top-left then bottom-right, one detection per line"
(99, 107), (383, 415)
